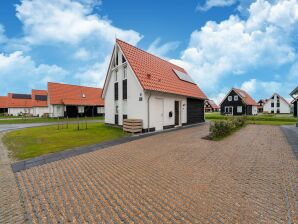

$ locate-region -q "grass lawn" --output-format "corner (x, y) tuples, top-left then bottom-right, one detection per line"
(205, 112), (297, 125)
(0, 116), (104, 124)
(3, 123), (128, 160)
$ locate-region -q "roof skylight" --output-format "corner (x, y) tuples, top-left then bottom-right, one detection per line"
(173, 69), (195, 84)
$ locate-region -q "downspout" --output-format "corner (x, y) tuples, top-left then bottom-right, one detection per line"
(147, 91), (152, 133)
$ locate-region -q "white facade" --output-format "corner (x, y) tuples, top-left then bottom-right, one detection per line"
(263, 94), (291, 114)
(103, 46), (189, 131)
(49, 104), (65, 118)
(32, 107), (49, 117)
(8, 107), (32, 116)
(252, 106), (258, 115)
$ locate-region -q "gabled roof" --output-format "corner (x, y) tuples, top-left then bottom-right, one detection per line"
(220, 88), (258, 106)
(7, 93), (32, 108)
(115, 39), (207, 99)
(48, 82), (104, 106)
(233, 88), (258, 106)
(31, 89), (48, 107)
(264, 93), (291, 106)
(206, 100), (219, 109)
(290, 86), (298, 96)
(0, 96), (8, 108)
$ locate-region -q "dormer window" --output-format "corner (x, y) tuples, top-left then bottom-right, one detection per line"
(228, 96), (232, 101)
(82, 93), (86, 98)
(234, 95), (238, 101)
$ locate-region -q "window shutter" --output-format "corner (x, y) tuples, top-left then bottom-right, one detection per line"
(114, 83), (118, 100)
(123, 79), (127, 100)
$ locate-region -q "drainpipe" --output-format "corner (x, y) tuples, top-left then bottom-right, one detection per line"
(147, 91), (152, 133)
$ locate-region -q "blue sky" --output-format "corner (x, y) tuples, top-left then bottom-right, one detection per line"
(0, 0), (297, 103)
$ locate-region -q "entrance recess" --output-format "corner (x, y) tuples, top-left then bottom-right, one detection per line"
(175, 101), (180, 126)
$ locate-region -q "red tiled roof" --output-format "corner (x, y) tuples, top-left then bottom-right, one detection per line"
(233, 88), (258, 106)
(207, 100), (219, 109)
(48, 82), (104, 106)
(7, 93), (32, 108)
(116, 39), (207, 99)
(0, 96), (8, 108)
(31, 89), (48, 107)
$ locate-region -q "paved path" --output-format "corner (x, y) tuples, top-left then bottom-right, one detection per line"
(12, 125), (297, 223)
(0, 133), (25, 223)
(282, 125), (298, 159)
(0, 120), (103, 133)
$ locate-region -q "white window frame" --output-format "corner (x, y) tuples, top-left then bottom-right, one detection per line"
(237, 106), (242, 113)
(234, 95), (238, 101)
(228, 96), (232, 101)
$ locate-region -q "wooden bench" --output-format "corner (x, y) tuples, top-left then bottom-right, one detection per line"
(123, 119), (143, 133)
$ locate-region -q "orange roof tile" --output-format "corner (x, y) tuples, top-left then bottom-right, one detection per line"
(31, 89), (48, 107)
(7, 93), (32, 108)
(116, 39), (207, 99)
(206, 100), (219, 109)
(233, 88), (258, 106)
(48, 82), (104, 106)
(0, 96), (8, 108)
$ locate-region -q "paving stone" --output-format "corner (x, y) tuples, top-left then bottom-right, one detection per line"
(4, 124), (298, 223)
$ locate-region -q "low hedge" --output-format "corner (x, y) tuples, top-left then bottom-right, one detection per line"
(209, 116), (246, 140)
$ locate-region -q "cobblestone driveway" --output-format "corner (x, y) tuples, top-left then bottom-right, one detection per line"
(15, 125), (297, 223)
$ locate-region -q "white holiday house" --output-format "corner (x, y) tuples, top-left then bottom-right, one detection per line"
(102, 39), (207, 132)
(263, 93), (291, 114)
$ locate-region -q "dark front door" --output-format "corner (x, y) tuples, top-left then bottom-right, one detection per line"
(175, 101), (179, 126)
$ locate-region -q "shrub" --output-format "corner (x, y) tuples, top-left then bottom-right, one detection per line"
(209, 116), (246, 140)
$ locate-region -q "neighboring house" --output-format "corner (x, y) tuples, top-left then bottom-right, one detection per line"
(205, 100), (220, 112)
(0, 96), (8, 114)
(220, 88), (258, 116)
(102, 39), (207, 132)
(263, 93), (291, 114)
(7, 93), (32, 116)
(290, 86), (298, 119)
(48, 82), (104, 118)
(31, 89), (49, 117)
(257, 99), (266, 113)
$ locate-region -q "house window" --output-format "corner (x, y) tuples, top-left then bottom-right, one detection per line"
(271, 110), (274, 114)
(115, 53), (118, 66)
(277, 103), (280, 107)
(228, 96), (232, 101)
(114, 82), (118, 101)
(271, 103), (274, 107)
(122, 55), (126, 63)
(234, 95), (238, 101)
(123, 67), (127, 79)
(115, 105), (119, 114)
(277, 109), (280, 114)
(123, 79), (127, 100)
(237, 106), (242, 113)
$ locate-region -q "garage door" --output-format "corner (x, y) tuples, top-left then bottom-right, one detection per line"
(187, 98), (205, 124)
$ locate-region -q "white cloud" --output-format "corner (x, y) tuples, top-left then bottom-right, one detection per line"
(0, 24), (7, 44)
(16, 0), (142, 46)
(197, 0), (237, 11)
(174, 0), (297, 92)
(147, 38), (179, 58)
(74, 56), (110, 87)
(74, 48), (91, 60)
(0, 51), (67, 94)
